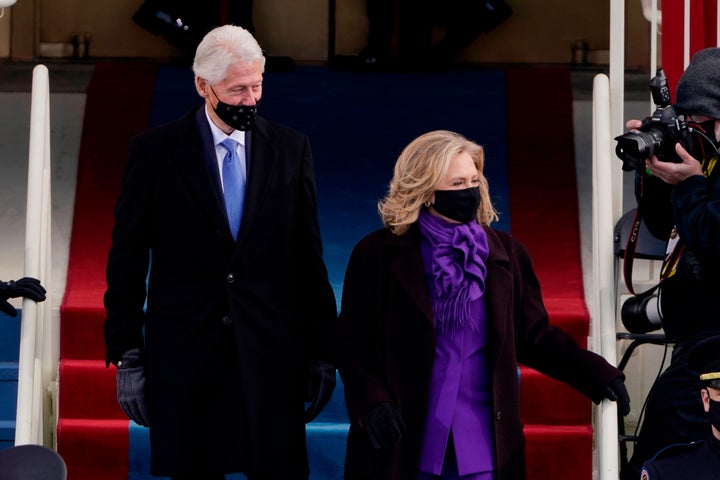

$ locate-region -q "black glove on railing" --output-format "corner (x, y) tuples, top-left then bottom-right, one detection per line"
(362, 402), (406, 450)
(603, 376), (631, 416)
(116, 347), (150, 427)
(304, 360), (336, 423)
(0, 277), (47, 317)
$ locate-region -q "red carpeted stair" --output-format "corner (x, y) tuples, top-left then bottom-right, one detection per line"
(507, 66), (595, 479)
(56, 63), (598, 480)
(57, 61), (158, 480)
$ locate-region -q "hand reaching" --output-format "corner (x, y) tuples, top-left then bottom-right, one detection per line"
(603, 376), (631, 416)
(0, 277), (47, 317)
(304, 360), (336, 423)
(362, 402), (406, 449)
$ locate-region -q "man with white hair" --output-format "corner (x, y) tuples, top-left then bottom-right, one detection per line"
(104, 25), (337, 480)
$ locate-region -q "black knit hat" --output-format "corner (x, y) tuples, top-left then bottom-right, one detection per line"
(675, 47), (720, 119)
(688, 334), (720, 388)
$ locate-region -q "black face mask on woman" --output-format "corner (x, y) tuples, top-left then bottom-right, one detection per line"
(211, 87), (257, 131)
(432, 187), (481, 224)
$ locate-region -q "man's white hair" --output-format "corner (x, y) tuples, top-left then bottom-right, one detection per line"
(192, 25), (266, 84)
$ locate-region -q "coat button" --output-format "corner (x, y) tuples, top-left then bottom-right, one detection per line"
(226, 273), (235, 283)
(221, 316), (232, 326)
(496, 411), (502, 421)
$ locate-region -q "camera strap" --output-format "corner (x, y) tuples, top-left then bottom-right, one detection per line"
(623, 129), (719, 296)
(621, 204), (667, 296)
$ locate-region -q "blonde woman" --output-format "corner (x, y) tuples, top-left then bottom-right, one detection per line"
(336, 130), (629, 480)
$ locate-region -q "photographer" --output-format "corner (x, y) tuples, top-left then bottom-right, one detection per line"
(619, 47), (720, 480)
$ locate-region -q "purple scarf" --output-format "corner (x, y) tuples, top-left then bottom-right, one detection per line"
(417, 209), (489, 334)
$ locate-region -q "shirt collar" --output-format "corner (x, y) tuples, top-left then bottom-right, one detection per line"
(204, 104), (246, 147)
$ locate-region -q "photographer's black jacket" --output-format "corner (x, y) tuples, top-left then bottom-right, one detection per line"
(637, 168), (720, 341)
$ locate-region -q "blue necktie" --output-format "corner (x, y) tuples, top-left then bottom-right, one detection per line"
(220, 138), (245, 239)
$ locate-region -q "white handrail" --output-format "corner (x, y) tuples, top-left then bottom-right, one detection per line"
(589, 1), (627, 477)
(591, 72), (620, 480)
(16, 64), (56, 448)
(594, 0), (688, 476)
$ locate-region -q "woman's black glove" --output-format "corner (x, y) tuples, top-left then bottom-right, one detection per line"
(0, 277), (47, 317)
(116, 348), (149, 427)
(603, 376), (631, 416)
(362, 402), (406, 449)
(304, 360), (336, 423)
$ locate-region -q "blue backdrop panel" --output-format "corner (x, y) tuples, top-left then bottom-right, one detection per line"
(141, 65), (510, 479)
(149, 66), (510, 305)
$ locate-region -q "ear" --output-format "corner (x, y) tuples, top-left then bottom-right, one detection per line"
(702, 388), (711, 413)
(195, 77), (209, 98)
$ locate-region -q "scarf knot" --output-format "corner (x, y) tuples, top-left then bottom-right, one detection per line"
(417, 209), (489, 334)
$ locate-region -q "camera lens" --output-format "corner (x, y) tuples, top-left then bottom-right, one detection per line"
(615, 132), (658, 171)
(621, 294), (662, 333)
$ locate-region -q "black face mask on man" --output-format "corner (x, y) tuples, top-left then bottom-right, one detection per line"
(431, 187), (480, 224)
(698, 119), (719, 146)
(707, 392), (720, 431)
(211, 86), (257, 131)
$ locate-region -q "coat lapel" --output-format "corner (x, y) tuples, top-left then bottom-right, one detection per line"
(483, 227), (513, 368)
(234, 117), (277, 250)
(172, 107), (231, 239)
(387, 228), (435, 326)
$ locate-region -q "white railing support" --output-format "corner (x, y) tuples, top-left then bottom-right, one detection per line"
(16, 64), (55, 447)
(592, 73), (621, 480)
(609, 0), (626, 221)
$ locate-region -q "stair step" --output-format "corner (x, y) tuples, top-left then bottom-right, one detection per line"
(519, 367), (590, 425)
(59, 304), (106, 360)
(57, 418), (129, 480)
(0, 313), (21, 361)
(524, 424), (593, 480)
(546, 305), (590, 347)
(58, 419), (590, 480)
(0, 419), (15, 451)
(58, 359), (352, 424)
(0, 362), (18, 381)
(58, 359), (123, 420)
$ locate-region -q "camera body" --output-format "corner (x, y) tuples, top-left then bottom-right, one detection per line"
(615, 69), (692, 172)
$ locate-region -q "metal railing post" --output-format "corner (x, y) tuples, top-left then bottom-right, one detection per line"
(16, 64), (54, 447)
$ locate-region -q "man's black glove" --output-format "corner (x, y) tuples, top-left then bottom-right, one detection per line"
(362, 402), (406, 450)
(116, 348), (149, 427)
(304, 360), (336, 423)
(0, 277), (47, 317)
(603, 376), (631, 416)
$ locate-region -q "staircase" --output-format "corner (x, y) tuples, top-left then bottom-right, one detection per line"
(0, 311), (21, 451)
(54, 62), (599, 479)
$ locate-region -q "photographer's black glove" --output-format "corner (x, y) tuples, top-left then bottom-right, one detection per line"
(0, 277), (47, 317)
(304, 360), (336, 423)
(116, 348), (149, 427)
(362, 402), (406, 450)
(603, 376), (631, 416)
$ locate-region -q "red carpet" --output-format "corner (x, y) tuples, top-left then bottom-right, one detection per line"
(507, 66), (593, 479)
(57, 63), (595, 479)
(57, 61), (158, 479)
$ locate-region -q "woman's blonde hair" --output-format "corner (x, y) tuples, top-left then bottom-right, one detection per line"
(378, 130), (498, 235)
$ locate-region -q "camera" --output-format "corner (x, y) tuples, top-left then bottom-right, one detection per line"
(621, 293), (662, 334)
(615, 68), (691, 172)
